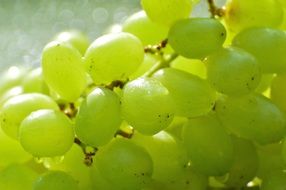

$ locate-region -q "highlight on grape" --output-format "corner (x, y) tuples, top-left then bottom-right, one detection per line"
(1, 0), (286, 189)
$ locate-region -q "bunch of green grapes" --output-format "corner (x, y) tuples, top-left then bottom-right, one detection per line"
(1, 0), (286, 189)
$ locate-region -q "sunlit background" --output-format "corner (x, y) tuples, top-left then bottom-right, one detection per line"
(0, 0), (226, 71)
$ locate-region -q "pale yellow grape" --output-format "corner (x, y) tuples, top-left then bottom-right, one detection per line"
(19, 109), (74, 157)
(232, 27), (286, 73)
(54, 30), (90, 55)
(182, 114), (234, 176)
(141, 0), (192, 27)
(132, 131), (189, 184)
(271, 74), (286, 112)
(42, 41), (87, 101)
(22, 67), (49, 94)
(0, 93), (59, 139)
(170, 56), (206, 79)
(153, 68), (216, 118)
(215, 94), (286, 144)
(122, 11), (169, 45)
(84, 32), (144, 84)
(168, 18), (226, 59)
(121, 77), (174, 135)
(205, 47), (261, 96)
(225, 0), (283, 32)
(75, 87), (121, 147)
(0, 164), (38, 190)
(95, 138), (153, 190)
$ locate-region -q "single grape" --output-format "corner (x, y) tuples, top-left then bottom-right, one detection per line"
(232, 27), (286, 73)
(95, 138), (153, 190)
(0, 93), (59, 139)
(141, 0), (192, 27)
(90, 165), (119, 190)
(0, 86), (23, 107)
(33, 171), (79, 190)
(19, 109), (74, 157)
(215, 94), (286, 144)
(168, 18), (226, 59)
(0, 164), (38, 190)
(182, 114), (234, 176)
(205, 47), (261, 96)
(84, 32), (144, 84)
(153, 68), (216, 118)
(224, 0), (283, 32)
(54, 30), (90, 55)
(121, 77), (174, 135)
(261, 170), (286, 190)
(75, 87), (121, 147)
(42, 41), (87, 101)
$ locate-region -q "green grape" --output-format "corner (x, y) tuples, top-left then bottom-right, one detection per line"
(0, 86), (23, 107)
(282, 139), (286, 165)
(121, 77), (174, 135)
(90, 165), (119, 190)
(84, 32), (144, 84)
(95, 138), (153, 190)
(224, 0), (283, 32)
(0, 164), (38, 190)
(22, 67), (49, 94)
(122, 10), (169, 45)
(129, 54), (158, 80)
(256, 74), (274, 94)
(42, 41), (87, 101)
(0, 93), (59, 139)
(141, 0), (192, 27)
(261, 170), (286, 190)
(33, 171), (79, 190)
(170, 56), (206, 79)
(19, 109), (74, 157)
(43, 145), (92, 190)
(232, 27), (286, 73)
(223, 136), (258, 188)
(182, 114), (234, 176)
(257, 143), (286, 179)
(205, 47), (261, 96)
(165, 116), (188, 140)
(153, 68), (216, 118)
(168, 18), (226, 59)
(215, 94), (286, 144)
(277, 0), (286, 7)
(132, 131), (189, 183)
(271, 75), (286, 112)
(54, 30), (90, 55)
(0, 128), (31, 168)
(75, 87), (121, 147)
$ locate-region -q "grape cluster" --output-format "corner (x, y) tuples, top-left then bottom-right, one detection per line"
(1, 0), (286, 189)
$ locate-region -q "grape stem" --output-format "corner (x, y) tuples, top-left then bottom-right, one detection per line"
(143, 53), (179, 77)
(144, 39), (168, 55)
(207, 0), (225, 18)
(114, 128), (134, 139)
(105, 79), (127, 90)
(74, 138), (98, 166)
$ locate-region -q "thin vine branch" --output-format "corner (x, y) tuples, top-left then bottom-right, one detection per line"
(74, 138), (98, 166)
(144, 39), (168, 55)
(207, 0), (225, 18)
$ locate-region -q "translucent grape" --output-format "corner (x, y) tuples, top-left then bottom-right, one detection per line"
(261, 170), (286, 190)
(205, 47), (261, 96)
(84, 32), (144, 84)
(122, 11), (169, 45)
(95, 138), (153, 190)
(54, 30), (90, 55)
(0, 93), (59, 139)
(33, 171), (79, 190)
(0, 164), (38, 190)
(22, 67), (49, 94)
(141, 0), (192, 27)
(0, 86), (23, 107)
(256, 74), (274, 94)
(224, 136), (258, 187)
(121, 77), (174, 135)
(215, 94), (286, 144)
(224, 0), (283, 32)
(132, 131), (189, 183)
(153, 68), (216, 118)
(182, 114), (234, 176)
(271, 74), (286, 112)
(75, 87), (121, 147)
(19, 109), (74, 157)
(168, 18), (226, 59)
(42, 41), (87, 101)
(90, 165), (119, 190)
(232, 27), (286, 73)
